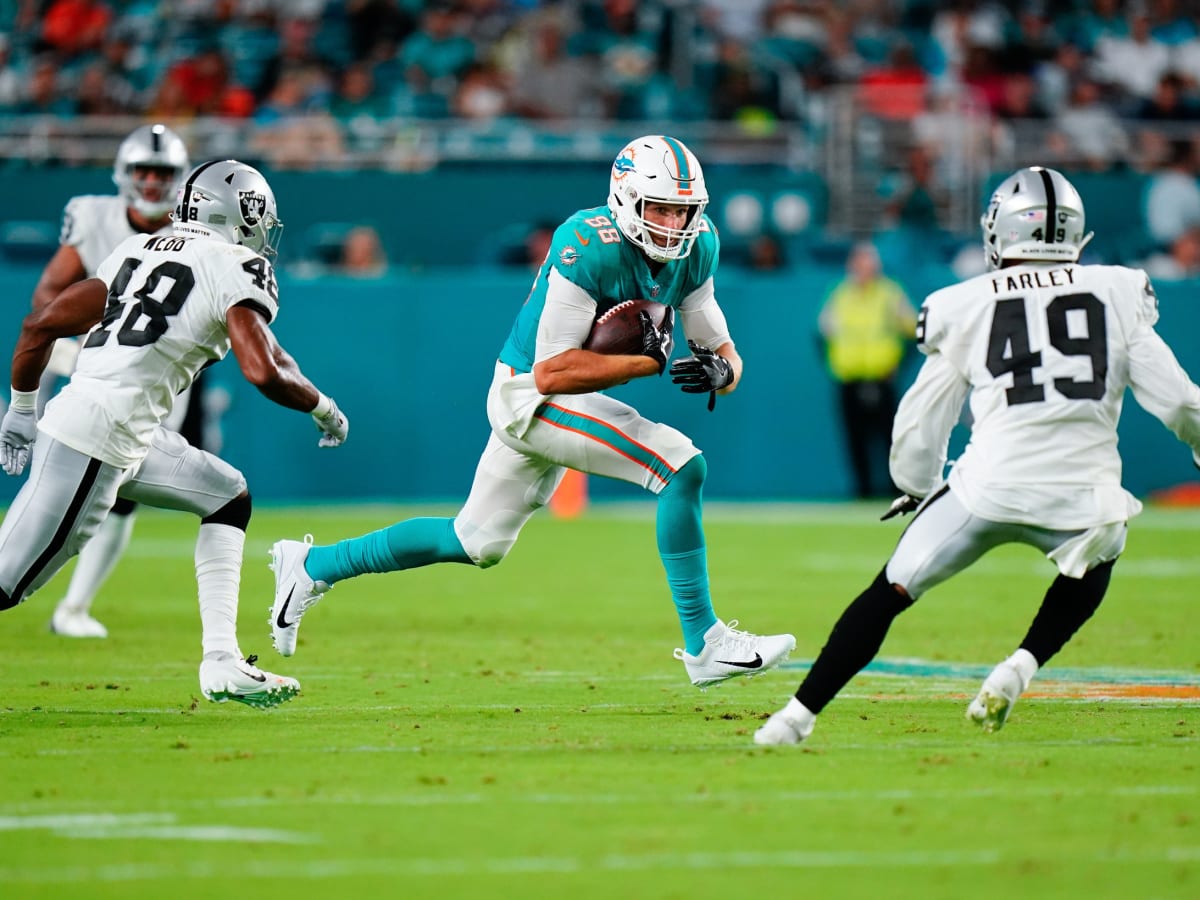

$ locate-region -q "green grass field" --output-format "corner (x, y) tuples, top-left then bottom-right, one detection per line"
(1, 503), (1197, 900)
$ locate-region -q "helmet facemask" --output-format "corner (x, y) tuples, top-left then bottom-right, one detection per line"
(608, 135), (709, 263)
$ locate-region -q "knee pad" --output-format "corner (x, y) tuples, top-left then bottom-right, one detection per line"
(201, 492), (252, 531)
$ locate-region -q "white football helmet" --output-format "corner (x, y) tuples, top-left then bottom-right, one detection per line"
(981, 166), (1093, 270)
(112, 124), (190, 219)
(172, 159), (284, 257)
(608, 134), (709, 262)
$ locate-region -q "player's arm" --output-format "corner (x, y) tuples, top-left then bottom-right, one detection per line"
(532, 269), (661, 394)
(228, 303), (322, 409)
(676, 278), (742, 395)
(889, 350), (968, 499)
(1118, 270), (1200, 460)
(31, 244), (87, 313)
(1127, 324), (1200, 461)
(10, 277), (107, 391)
(228, 302), (349, 447)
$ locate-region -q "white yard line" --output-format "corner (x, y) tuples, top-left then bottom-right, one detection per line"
(0, 812), (313, 844)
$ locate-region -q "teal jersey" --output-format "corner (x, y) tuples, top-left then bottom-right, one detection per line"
(498, 206), (720, 373)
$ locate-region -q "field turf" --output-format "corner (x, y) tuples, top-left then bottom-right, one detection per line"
(0, 503), (1197, 900)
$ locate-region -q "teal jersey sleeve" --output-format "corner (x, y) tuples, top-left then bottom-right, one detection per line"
(497, 209), (722, 372)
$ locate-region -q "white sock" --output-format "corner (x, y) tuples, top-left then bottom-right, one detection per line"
(195, 523), (244, 657)
(56, 511), (137, 615)
(1007, 648), (1040, 691)
(782, 697), (817, 737)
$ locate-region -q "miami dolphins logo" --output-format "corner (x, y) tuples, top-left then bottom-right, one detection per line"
(612, 149), (636, 180)
(559, 245), (579, 266)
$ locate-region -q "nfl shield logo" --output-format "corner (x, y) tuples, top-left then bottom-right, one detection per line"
(238, 191), (265, 225)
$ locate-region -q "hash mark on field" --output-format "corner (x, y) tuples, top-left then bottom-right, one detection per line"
(0, 812), (314, 844)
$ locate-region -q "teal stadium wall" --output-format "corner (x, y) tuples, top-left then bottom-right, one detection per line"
(0, 168), (1196, 504)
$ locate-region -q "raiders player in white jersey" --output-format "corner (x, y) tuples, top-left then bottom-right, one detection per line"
(0, 159), (350, 708)
(756, 166), (1200, 746)
(34, 124), (192, 639)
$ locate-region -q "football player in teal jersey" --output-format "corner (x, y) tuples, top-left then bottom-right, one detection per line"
(268, 135), (795, 688)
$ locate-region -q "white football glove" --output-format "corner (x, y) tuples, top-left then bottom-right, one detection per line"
(880, 493), (922, 521)
(0, 405), (37, 476)
(311, 395), (349, 448)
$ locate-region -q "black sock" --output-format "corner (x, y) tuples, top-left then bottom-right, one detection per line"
(1020, 560), (1114, 666)
(797, 567), (915, 714)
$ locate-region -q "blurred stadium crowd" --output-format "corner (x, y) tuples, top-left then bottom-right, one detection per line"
(4, 1), (1200, 146)
(5, 0), (1200, 274)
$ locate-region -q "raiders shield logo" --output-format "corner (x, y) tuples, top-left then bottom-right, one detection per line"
(238, 191), (265, 225)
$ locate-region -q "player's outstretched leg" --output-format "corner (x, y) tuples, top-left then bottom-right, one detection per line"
(755, 567), (915, 744)
(199, 652), (300, 709)
(269, 518), (474, 656)
(49, 504), (137, 638)
(269, 535), (331, 657)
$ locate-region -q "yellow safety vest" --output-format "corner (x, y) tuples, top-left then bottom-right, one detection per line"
(823, 277), (913, 381)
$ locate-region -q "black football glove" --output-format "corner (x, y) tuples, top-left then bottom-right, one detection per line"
(669, 340), (735, 411)
(639, 307), (675, 374)
(880, 493), (922, 521)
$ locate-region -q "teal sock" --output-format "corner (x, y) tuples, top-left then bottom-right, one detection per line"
(305, 517), (472, 585)
(657, 456), (717, 654)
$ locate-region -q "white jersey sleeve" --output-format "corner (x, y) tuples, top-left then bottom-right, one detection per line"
(61, 195), (171, 275)
(912, 261), (1200, 529)
(889, 350), (970, 498)
(1122, 273), (1200, 462)
(535, 267), (598, 363)
(40, 234), (279, 468)
(677, 277), (732, 351)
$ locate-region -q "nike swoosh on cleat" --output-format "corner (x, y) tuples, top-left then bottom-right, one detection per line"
(241, 667), (268, 683)
(275, 586), (295, 629)
(714, 653), (763, 669)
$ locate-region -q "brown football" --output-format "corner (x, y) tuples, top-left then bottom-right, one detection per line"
(582, 299), (671, 355)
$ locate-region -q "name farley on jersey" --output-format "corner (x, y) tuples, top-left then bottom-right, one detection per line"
(990, 266), (1076, 294)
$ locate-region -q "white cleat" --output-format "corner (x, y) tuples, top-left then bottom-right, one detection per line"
(49, 607), (108, 639)
(967, 661), (1026, 733)
(268, 535), (329, 657)
(673, 619), (796, 688)
(199, 653), (300, 709)
(754, 697), (815, 746)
